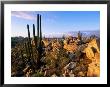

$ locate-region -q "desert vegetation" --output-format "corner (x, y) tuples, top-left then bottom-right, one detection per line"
(11, 14), (100, 77)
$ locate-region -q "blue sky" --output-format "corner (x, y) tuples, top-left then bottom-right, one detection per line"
(11, 11), (100, 37)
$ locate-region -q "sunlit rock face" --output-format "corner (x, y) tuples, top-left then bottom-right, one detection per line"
(83, 39), (100, 77)
(84, 38), (100, 58)
(42, 40), (49, 47)
(87, 53), (100, 77)
(64, 44), (78, 53)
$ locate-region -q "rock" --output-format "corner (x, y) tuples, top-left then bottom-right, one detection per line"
(68, 52), (75, 59)
(62, 69), (70, 77)
(83, 39), (100, 77)
(64, 44), (78, 53)
(69, 73), (75, 77)
(82, 58), (92, 65)
(69, 70), (75, 77)
(52, 42), (61, 48)
(87, 53), (100, 77)
(26, 72), (30, 77)
(78, 71), (85, 77)
(51, 74), (58, 77)
(43, 40), (49, 47)
(83, 38), (100, 59)
(23, 65), (30, 73)
(11, 72), (16, 77)
(64, 62), (77, 70)
(44, 67), (56, 77)
(87, 65), (100, 77)
(88, 38), (100, 53)
(64, 40), (68, 45)
(84, 47), (94, 59)
(80, 64), (88, 71)
(23, 54), (27, 57)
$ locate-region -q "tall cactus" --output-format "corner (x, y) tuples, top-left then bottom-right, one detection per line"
(24, 42), (30, 63)
(37, 14), (39, 46)
(27, 25), (31, 62)
(36, 14), (43, 68)
(33, 24), (37, 48)
(27, 24), (34, 65)
(39, 15), (42, 46)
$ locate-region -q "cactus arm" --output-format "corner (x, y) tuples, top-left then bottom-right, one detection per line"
(37, 14), (39, 46)
(27, 24), (31, 60)
(39, 15), (42, 45)
(33, 24), (35, 37)
(27, 24), (33, 62)
(33, 24), (37, 48)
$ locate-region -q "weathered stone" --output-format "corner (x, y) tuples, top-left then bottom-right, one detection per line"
(83, 38), (100, 59)
(23, 65), (30, 73)
(62, 69), (70, 77)
(68, 52), (75, 59)
(69, 70), (75, 77)
(64, 44), (78, 53)
(51, 74), (58, 77)
(84, 39), (100, 77)
(64, 62), (77, 70)
(87, 53), (100, 77)
(87, 65), (100, 77)
(78, 71), (85, 77)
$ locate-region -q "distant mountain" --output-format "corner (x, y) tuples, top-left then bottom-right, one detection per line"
(43, 30), (100, 38)
(82, 31), (100, 37)
(66, 30), (100, 37)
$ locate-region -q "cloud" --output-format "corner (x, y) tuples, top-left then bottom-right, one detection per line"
(11, 11), (36, 20)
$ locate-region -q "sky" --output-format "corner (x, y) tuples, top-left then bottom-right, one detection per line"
(11, 11), (100, 37)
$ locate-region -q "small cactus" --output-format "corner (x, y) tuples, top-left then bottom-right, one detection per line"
(78, 31), (82, 40)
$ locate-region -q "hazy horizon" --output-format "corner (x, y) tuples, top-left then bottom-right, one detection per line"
(11, 30), (100, 38)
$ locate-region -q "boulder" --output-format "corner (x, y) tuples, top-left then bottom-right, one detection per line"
(23, 65), (30, 73)
(64, 62), (77, 70)
(84, 38), (100, 77)
(78, 71), (85, 77)
(83, 38), (100, 59)
(64, 44), (78, 53)
(51, 74), (58, 77)
(69, 70), (75, 77)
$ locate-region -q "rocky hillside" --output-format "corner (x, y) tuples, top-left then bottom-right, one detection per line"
(11, 33), (100, 77)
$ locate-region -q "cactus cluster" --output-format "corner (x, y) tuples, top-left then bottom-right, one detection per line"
(25, 14), (43, 69)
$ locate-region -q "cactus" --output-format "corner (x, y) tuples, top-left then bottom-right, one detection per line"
(27, 25), (31, 61)
(24, 42), (28, 57)
(24, 42), (30, 63)
(25, 14), (43, 69)
(33, 24), (37, 48)
(20, 49), (25, 67)
(35, 14), (43, 69)
(39, 15), (42, 44)
(24, 14), (43, 68)
(37, 14), (39, 46)
(26, 24), (35, 66)
(78, 31), (82, 40)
